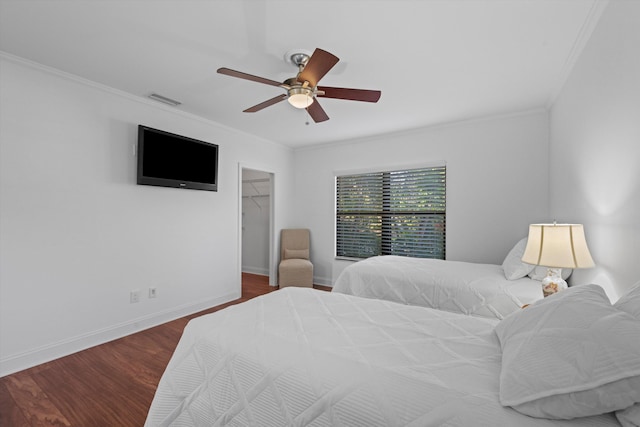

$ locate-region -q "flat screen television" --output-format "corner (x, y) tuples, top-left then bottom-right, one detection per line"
(137, 125), (218, 192)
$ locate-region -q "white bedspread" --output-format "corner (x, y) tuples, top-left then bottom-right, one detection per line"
(332, 256), (543, 319)
(145, 288), (618, 426)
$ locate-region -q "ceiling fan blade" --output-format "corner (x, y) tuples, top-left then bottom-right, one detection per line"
(306, 99), (330, 123)
(297, 48), (339, 87)
(317, 86), (381, 103)
(243, 94), (287, 112)
(217, 67), (283, 87)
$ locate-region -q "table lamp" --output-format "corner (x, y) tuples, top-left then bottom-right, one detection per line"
(521, 223), (595, 297)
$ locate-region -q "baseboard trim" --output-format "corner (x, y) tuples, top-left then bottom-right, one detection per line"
(0, 291), (240, 377)
(242, 266), (269, 276)
(313, 275), (333, 287)
(242, 268), (332, 287)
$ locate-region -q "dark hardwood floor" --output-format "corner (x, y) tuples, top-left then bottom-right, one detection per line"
(0, 274), (331, 426)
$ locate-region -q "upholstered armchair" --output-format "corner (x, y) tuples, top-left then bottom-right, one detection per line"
(278, 228), (313, 288)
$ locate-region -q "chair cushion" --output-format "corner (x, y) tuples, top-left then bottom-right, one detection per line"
(285, 248), (309, 260)
(279, 258), (313, 287)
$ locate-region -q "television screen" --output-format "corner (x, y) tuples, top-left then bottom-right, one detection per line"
(137, 125), (218, 191)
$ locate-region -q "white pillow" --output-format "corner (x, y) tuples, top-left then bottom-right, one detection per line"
(502, 237), (535, 280)
(527, 265), (572, 281)
(614, 281), (640, 319)
(617, 403), (640, 427)
(494, 284), (640, 419)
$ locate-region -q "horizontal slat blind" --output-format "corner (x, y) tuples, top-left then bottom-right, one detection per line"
(336, 166), (445, 259)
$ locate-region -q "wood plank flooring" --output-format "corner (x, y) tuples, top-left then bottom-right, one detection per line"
(0, 274), (331, 427)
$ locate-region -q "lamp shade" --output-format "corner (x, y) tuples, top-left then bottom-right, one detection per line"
(521, 223), (595, 269)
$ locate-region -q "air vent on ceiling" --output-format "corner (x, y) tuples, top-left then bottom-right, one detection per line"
(148, 93), (182, 107)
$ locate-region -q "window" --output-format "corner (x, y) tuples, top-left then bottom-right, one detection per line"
(336, 165), (446, 259)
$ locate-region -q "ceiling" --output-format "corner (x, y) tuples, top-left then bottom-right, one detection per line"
(0, 0), (606, 148)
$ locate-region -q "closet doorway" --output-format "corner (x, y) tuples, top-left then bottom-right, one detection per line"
(241, 168), (274, 285)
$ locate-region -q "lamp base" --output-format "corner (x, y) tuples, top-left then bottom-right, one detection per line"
(541, 268), (567, 297)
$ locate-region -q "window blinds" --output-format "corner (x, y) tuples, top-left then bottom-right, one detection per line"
(336, 166), (446, 259)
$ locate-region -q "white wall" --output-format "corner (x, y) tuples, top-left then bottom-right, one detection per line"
(0, 55), (294, 376)
(549, 0), (640, 301)
(293, 111), (550, 286)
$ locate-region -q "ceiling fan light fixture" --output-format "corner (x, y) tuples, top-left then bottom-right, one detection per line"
(287, 87), (314, 109)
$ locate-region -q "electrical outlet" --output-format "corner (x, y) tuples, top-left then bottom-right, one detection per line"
(149, 287), (157, 298)
(130, 290), (140, 303)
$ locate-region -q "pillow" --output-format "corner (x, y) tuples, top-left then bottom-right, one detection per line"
(614, 281), (640, 320)
(617, 403), (640, 427)
(527, 265), (572, 281)
(494, 284), (640, 419)
(502, 237), (535, 280)
(284, 248), (309, 260)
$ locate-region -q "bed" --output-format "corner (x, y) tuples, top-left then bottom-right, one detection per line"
(332, 238), (565, 320)
(332, 255), (544, 320)
(145, 284), (640, 426)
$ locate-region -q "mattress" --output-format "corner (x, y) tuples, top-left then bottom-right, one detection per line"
(145, 288), (618, 426)
(332, 255), (543, 319)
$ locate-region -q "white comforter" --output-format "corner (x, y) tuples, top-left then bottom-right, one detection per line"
(332, 256), (543, 319)
(145, 288), (618, 426)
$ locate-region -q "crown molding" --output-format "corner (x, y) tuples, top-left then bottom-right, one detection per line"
(546, 0), (610, 108)
(0, 51), (285, 149)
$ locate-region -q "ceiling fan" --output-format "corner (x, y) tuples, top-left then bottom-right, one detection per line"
(217, 48), (381, 123)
